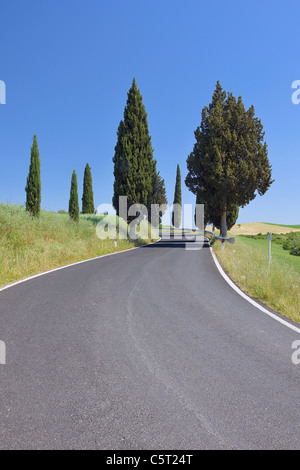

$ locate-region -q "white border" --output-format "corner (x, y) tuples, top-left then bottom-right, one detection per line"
(0, 238), (161, 293)
(210, 246), (300, 335)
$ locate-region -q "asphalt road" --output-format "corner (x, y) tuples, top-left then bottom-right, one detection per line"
(0, 235), (300, 450)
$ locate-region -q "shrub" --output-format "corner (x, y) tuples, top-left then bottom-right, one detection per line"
(209, 234), (216, 246)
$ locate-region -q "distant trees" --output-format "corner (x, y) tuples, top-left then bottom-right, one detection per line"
(186, 81), (274, 237)
(69, 170), (79, 223)
(82, 163), (95, 214)
(25, 134), (41, 217)
(112, 78), (157, 223)
(172, 164), (182, 228)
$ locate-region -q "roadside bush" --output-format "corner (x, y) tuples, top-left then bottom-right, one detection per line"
(209, 234), (216, 246)
(290, 238), (300, 256)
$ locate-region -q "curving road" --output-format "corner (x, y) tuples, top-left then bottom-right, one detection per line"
(0, 235), (300, 450)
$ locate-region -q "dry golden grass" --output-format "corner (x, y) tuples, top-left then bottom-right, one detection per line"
(220, 222), (300, 236)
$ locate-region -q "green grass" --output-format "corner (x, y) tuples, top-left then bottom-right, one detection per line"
(212, 234), (300, 323)
(0, 204), (157, 287)
(238, 236), (300, 273)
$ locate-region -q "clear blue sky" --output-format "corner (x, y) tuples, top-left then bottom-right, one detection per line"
(0, 0), (299, 224)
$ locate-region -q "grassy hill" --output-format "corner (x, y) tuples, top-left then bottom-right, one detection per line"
(0, 204), (156, 288)
(217, 222), (300, 235)
(265, 223), (300, 230)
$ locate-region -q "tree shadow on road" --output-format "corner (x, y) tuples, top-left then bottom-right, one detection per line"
(143, 234), (210, 249)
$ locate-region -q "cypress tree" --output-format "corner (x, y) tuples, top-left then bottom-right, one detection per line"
(195, 191), (239, 232)
(172, 164), (182, 227)
(186, 81), (273, 237)
(209, 203), (239, 232)
(25, 134), (41, 217)
(82, 163), (95, 214)
(112, 78), (156, 221)
(69, 169), (79, 223)
(148, 166), (168, 225)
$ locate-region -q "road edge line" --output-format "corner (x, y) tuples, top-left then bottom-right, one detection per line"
(0, 238), (161, 293)
(209, 245), (300, 335)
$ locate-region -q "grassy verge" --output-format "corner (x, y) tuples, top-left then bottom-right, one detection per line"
(0, 204), (157, 287)
(212, 234), (300, 323)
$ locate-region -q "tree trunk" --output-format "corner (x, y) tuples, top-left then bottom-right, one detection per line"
(220, 210), (227, 238)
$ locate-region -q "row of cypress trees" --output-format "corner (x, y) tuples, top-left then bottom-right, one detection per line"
(25, 79), (273, 236)
(25, 136), (95, 223)
(25, 78), (182, 227)
(112, 78), (273, 235)
(69, 164), (95, 223)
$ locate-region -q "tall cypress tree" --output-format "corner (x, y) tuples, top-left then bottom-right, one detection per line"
(113, 78), (156, 221)
(82, 163), (95, 214)
(25, 134), (41, 217)
(69, 169), (79, 223)
(148, 165), (168, 225)
(209, 203), (239, 232)
(186, 81), (273, 237)
(172, 164), (182, 227)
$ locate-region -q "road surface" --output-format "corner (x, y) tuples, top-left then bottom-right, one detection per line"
(0, 235), (299, 449)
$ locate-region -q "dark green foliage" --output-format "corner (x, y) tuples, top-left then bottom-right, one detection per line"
(208, 234), (216, 246)
(210, 203), (239, 232)
(112, 78), (156, 222)
(172, 164), (182, 227)
(58, 210), (67, 214)
(194, 191), (238, 231)
(148, 168), (168, 225)
(289, 238), (300, 256)
(25, 134), (41, 217)
(69, 170), (79, 223)
(82, 163), (95, 214)
(194, 190), (209, 229)
(186, 81), (274, 237)
(242, 232), (300, 257)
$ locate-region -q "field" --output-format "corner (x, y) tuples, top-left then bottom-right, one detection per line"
(212, 226), (300, 322)
(0, 204), (157, 288)
(238, 236), (300, 272)
(207, 222), (300, 236)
